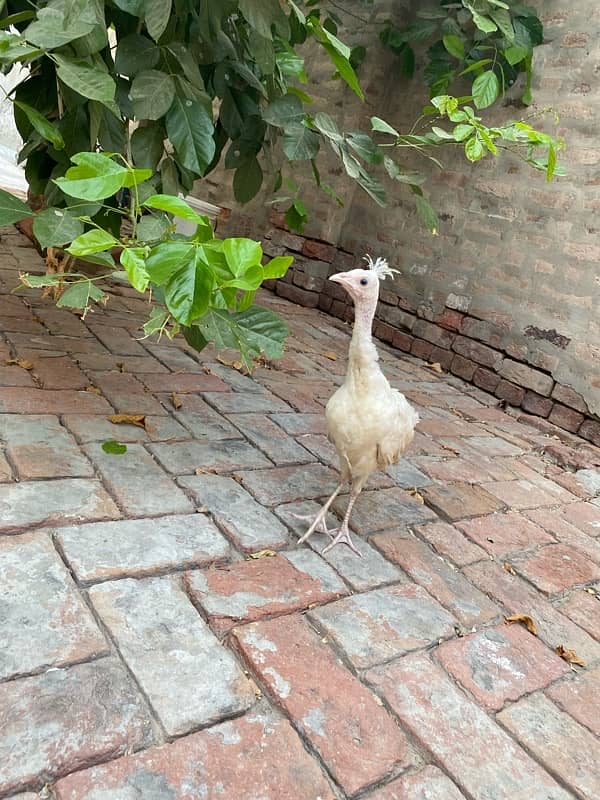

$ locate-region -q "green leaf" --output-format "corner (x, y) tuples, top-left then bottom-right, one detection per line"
(130, 70), (175, 121)
(262, 255), (293, 280)
(233, 158), (263, 203)
(166, 97), (215, 175)
(55, 55), (116, 102)
(145, 0), (172, 41)
(313, 112), (343, 143)
(490, 8), (514, 40)
(460, 58), (493, 76)
(346, 132), (383, 164)
(371, 116), (400, 137)
(443, 35), (465, 60)
(33, 207), (83, 249)
(131, 124), (165, 170)
(282, 124), (320, 160)
(67, 229), (119, 257)
(164, 248), (214, 325)
(320, 41), (364, 100)
(465, 135), (485, 161)
(24, 3), (96, 48)
(143, 307), (169, 337)
(102, 440), (128, 455)
(431, 126), (455, 140)
(115, 34), (160, 77)
(56, 280), (106, 309)
(223, 238), (263, 277)
(146, 241), (194, 285)
(238, 0), (289, 40)
(453, 123), (474, 141)
(546, 143), (557, 182)
(54, 155), (128, 200)
(137, 214), (170, 242)
(284, 200), (307, 232)
(143, 194), (208, 224)
(504, 45), (529, 66)
(262, 94), (304, 128)
(121, 247), (150, 292)
(471, 12), (497, 34)
(414, 193), (439, 234)
(14, 102), (64, 150)
(0, 189), (34, 227)
(182, 323), (209, 352)
(472, 70), (500, 109)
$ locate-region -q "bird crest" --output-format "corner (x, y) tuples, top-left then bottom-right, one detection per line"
(363, 254), (399, 281)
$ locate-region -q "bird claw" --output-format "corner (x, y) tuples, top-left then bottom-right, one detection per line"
(322, 526), (363, 557)
(291, 512), (331, 537)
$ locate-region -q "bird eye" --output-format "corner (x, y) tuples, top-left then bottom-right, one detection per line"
(360, 277), (368, 286)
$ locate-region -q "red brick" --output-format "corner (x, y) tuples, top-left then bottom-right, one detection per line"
(427, 345), (453, 369)
(372, 533), (499, 626)
(54, 710), (335, 800)
(482, 477), (576, 510)
(269, 227), (306, 252)
(366, 765), (466, 800)
(392, 330), (414, 352)
(548, 403), (584, 432)
(562, 31), (589, 47)
(547, 665), (600, 736)
(459, 316), (503, 347)
(233, 615), (413, 795)
(276, 281), (319, 308)
(436, 624), (569, 711)
(557, 588), (600, 642)
(421, 482), (505, 521)
(366, 653), (570, 800)
(415, 520), (487, 566)
(556, 502), (600, 536)
(412, 319), (455, 349)
(495, 379), (526, 406)
(452, 335), (502, 369)
(373, 320), (395, 343)
(0, 365), (36, 387)
(579, 419), (600, 446)
(185, 551), (347, 635)
(19, 352), (88, 390)
(521, 391), (553, 417)
(87, 371), (166, 415)
(551, 384), (589, 414)
(87, 325), (147, 356)
(302, 238), (336, 262)
(451, 354), (477, 380)
(135, 372), (228, 393)
(0, 387), (112, 414)
(435, 308), (464, 331)
(459, 512), (558, 559)
(473, 366), (501, 392)
(524, 507), (600, 563)
(512, 544), (600, 595)
(499, 360), (554, 396)
(411, 338), (434, 360)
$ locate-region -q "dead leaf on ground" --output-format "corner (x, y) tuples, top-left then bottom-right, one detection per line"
(108, 413), (147, 430)
(4, 358), (34, 370)
(247, 549), (277, 560)
(196, 505), (209, 513)
(195, 466), (218, 475)
(116, 362), (126, 372)
(408, 488), (425, 504)
(217, 355), (244, 371)
(428, 362), (443, 373)
(85, 385), (102, 395)
(322, 350), (338, 361)
(504, 613), (538, 635)
(170, 391), (183, 410)
(555, 645), (586, 668)
(503, 562), (517, 575)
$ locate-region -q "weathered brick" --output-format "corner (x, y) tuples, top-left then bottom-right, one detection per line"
(495, 379), (526, 406)
(421, 482), (505, 521)
(236, 463), (339, 505)
(26, 353), (88, 390)
(89, 577), (255, 735)
(499, 359), (554, 396)
(498, 694), (599, 800)
(411, 338), (434, 360)
(84, 443), (194, 516)
(579, 418), (600, 447)
(203, 388), (291, 414)
(55, 514), (229, 583)
(373, 319), (395, 343)
(135, 371), (228, 393)
(412, 319), (455, 349)
(88, 325), (147, 356)
(276, 281), (319, 307)
(556, 589), (600, 641)
(415, 520), (487, 566)
(178, 474), (289, 551)
(0, 414), (93, 479)
(367, 765), (466, 800)
(392, 329), (414, 352)
(225, 412), (313, 465)
(301, 238), (337, 262)
(54, 708), (335, 800)
(87, 371), (166, 415)
(521, 391), (554, 417)
(0, 387), (112, 414)
(271, 411), (327, 435)
(233, 615), (413, 795)
(0, 478), (119, 534)
(293, 269), (325, 292)
(437, 624), (569, 710)
(459, 316), (503, 347)
(481, 477), (577, 510)
(269, 227), (306, 252)
(551, 383), (589, 413)
(547, 665), (600, 737)
(332, 486), (437, 532)
(451, 354), (477, 381)
(64, 412), (187, 443)
(0, 533), (108, 680)
(149, 438), (271, 475)
(457, 511), (555, 557)
(0, 364), (36, 387)
(548, 403), (584, 432)
(435, 308), (464, 331)
(186, 550), (347, 634)
(0, 658), (154, 796)
(372, 533), (500, 626)
(366, 654), (573, 800)
(386, 459), (431, 488)
(378, 304), (416, 331)
(429, 345), (455, 370)
(309, 583), (456, 669)
(452, 335), (503, 369)
(511, 544), (600, 595)
(473, 366), (501, 392)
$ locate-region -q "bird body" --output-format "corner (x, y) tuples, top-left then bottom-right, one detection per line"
(297, 255), (419, 555)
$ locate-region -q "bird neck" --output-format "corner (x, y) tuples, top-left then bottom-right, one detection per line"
(348, 295), (379, 371)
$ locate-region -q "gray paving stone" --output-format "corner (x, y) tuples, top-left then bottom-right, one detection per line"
(178, 475), (290, 551)
(170, 396), (241, 440)
(276, 500), (405, 591)
(309, 583), (456, 669)
(88, 577), (256, 736)
(0, 478), (119, 534)
(0, 657), (154, 796)
(387, 460), (433, 488)
(203, 390), (292, 414)
(236, 463), (339, 506)
(332, 486), (438, 534)
(0, 533), (108, 680)
(271, 412), (328, 435)
(149, 439), (271, 475)
(226, 412), (315, 465)
(0, 414), (93, 479)
(63, 413), (188, 443)
(84, 443), (194, 515)
(55, 514), (230, 583)
(0, 450), (12, 481)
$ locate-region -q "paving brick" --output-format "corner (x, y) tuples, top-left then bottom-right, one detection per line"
(236, 463), (339, 505)
(0, 450), (12, 481)
(63, 412), (188, 443)
(386, 460), (432, 488)
(365, 765), (466, 800)
(75, 353), (168, 372)
(461, 434), (525, 457)
(0, 533), (108, 680)
(555, 501), (600, 536)
(512, 544), (600, 595)
(547, 666), (600, 736)
(186, 550), (346, 635)
(84, 443), (194, 516)
(34, 306), (93, 338)
(498, 693), (599, 800)
(578, 419), (600, 446)
(27, 353), (88, 390)
(456, 511), (555, 557)
(366, 653), (572, 800)
(309, 583), (456, 669)
(482, 477), (577, 510)
(0, 364), (36, 387)
(144, 343), (201, 372)
(89, 577), (255, 736)
(437, 624), (569, 710)
(372, 534), (500, 626)
(55, 514), (229, 583)
(331, 486), (438, 534)
(168, 395), (242, 440)
(8, 332), (109, 354)
(54, 707), (335, 800)
(0, 478), (119, 534)
(203, 389), (292, 414)
(415, 520), (487, 566)
(0, 414), (93, 479)
(421, 482), (504, 521)
(556, 588), (600, 640)
(88, 325), (147, 355)
(233, 615), (413, 795)
(464, 561), (600, 664)
(0, 387), (112, 414)
(0, 657), (154, 796)
(150, 438), (272, 477)
(178, 474), (290, 551)
(135, 371), (229, 393)
(225, 412), (314, 465)
(526, 503), (600, 539)
(87, 371), (166, 415)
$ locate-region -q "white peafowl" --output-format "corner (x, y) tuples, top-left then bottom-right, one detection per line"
(297, 255), (419, 556)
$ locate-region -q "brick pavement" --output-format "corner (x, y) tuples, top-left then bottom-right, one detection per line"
(0, 224), (599, 799)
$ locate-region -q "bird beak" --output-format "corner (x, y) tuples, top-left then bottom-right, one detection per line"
(329, 271), (349, 286)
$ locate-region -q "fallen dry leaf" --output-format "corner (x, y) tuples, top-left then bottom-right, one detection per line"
(217, 355), (244, 371)
(322, 350), (338, 361)
(5, 358), (34, 370)
(108, 413), (147, 430)
(116, 362), (126, 373)
(503, 562), (517, 575)
(555, 645), (586, 667)
(170, 391), (183, 410)
(428, 362), (443, 373)
(196, 505), (209, 514)
(408, 488), (425, 504)
(504, 613), (538, 635)
(247, 549), (277, 560)
(85, 385), (102, 395)
(195, 466), (218, 475)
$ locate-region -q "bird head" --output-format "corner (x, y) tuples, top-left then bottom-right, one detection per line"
(329, 255), (398, 304)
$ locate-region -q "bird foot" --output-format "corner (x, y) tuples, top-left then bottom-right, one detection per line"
(295, 510), (332, 545)
(322, 526), (362, 557)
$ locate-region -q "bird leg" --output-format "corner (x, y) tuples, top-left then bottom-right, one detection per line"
(322, 489), (362, 557)
(296, 483), (345, 545)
